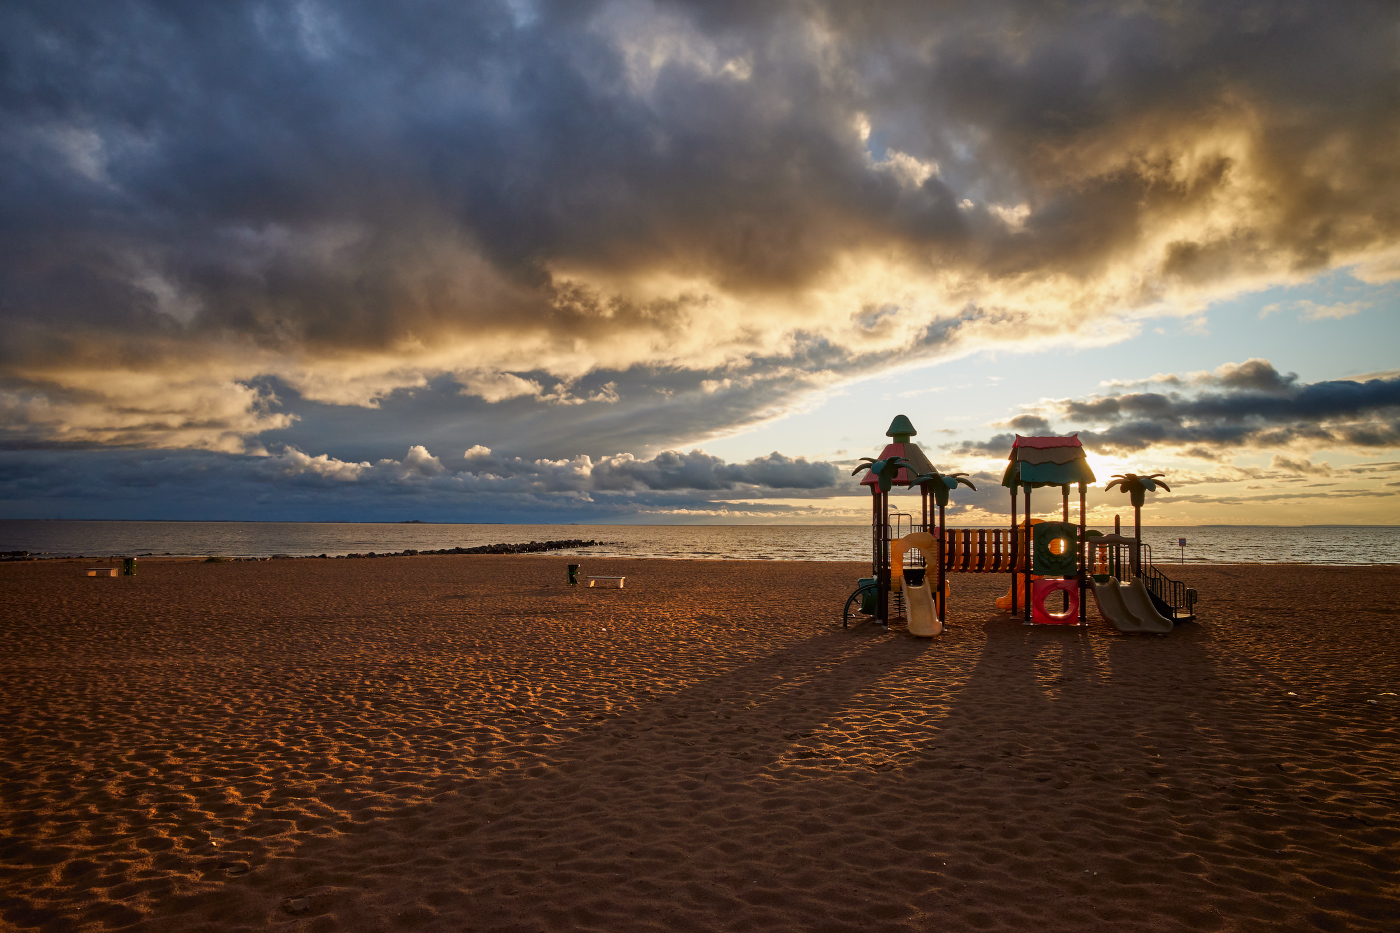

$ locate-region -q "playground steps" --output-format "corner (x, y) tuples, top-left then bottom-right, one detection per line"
(1139, 561), (1197, 622)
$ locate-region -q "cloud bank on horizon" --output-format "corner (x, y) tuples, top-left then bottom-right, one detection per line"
(2, 1), (1399, 520)
(5, 361), (1397, 522)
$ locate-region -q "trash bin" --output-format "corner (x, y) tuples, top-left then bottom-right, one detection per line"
(122, 557), (137, 576)
(859, 576), (878, 614)
(567, 563), (580, 586)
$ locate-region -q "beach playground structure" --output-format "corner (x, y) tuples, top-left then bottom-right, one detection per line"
(843, 415), (1197, 633)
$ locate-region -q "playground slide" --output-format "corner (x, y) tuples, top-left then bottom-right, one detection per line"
(903, 580), (943, 637)
(1088, 575), (1143, 632)
(1088, 575), (1173, 634)
(891, 531), (939, 592)
(1119, 576), (1175, 633)
(995, 574), (1037, 611)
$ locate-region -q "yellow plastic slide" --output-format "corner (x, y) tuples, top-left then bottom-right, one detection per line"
(894, 531), (942, 637)
(903, 579), (942, 637)
(995, 573), (1040, 611)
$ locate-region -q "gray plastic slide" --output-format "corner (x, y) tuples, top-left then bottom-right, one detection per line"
(1120, 576), (1175, 633)
(1089, 575), (1173, 634)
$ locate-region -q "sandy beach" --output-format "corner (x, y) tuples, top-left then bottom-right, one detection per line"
(2, 555), (1397, 932)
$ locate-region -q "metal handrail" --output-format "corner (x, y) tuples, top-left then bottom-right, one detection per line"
(1090, 537), (1196, 620)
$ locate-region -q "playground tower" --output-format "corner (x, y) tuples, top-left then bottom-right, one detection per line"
(859, 417), (1098, 626)
(859, 415), (940, 623)
(1000, 435), (1096, 624)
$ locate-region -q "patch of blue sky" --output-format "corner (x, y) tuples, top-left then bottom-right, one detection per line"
(698, 268), (1399, 466)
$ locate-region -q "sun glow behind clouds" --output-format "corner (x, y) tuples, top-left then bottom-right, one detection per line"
(2, 2), (1400, 520)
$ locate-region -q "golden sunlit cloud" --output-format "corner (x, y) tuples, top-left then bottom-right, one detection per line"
(2, 1), (1398, 521)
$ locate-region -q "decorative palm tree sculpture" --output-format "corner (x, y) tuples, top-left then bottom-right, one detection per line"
(851, 456), (914, 493)
(918, 470), (977, 508)
(914, 469), (977, 530)
(1104, 472), (1170, 573)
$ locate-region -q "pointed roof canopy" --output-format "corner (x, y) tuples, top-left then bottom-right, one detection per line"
(1001, 434), (1096, 488)
(1010, 435), (1082, 450)
(860, 415), (935, 488)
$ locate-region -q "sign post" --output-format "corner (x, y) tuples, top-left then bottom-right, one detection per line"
(1178, 537), (1186, 564)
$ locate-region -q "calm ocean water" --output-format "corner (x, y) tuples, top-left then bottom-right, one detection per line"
(1, 521), (1398, 565)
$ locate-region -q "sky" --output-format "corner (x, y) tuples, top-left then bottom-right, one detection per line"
(2, 0), (1399, 525)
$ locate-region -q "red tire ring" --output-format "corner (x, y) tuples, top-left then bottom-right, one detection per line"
(1032, 577), (1080, 625)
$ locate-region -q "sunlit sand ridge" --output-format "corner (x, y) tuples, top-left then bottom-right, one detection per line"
(1, 557), (1397, 931)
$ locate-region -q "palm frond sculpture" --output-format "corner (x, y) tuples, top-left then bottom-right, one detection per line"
(1104, 473), (1171, 508)
(1105, 472), (1171, 573)
(852, 456), (913, 493)
(914, 469), (978, 508)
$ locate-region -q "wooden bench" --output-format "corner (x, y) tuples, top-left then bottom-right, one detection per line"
(587, 576), (625, 588)
(86, 568), (117, 577)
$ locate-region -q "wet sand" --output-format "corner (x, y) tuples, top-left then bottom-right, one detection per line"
(1, 556), (1398, 932)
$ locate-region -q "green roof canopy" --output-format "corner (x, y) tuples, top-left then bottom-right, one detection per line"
(1000, 458), (1097, 488)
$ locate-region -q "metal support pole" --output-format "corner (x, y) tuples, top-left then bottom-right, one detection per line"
(1113, 513), (1122, 579)
(1133, 505), (1142, 578)
(871, 488), (884, 623)
(1023, 485), (1033, 622)
(887, 490), (896, 621)
(1061, 485), (1071, 618)
(871, 487), (880, 576)
(1009, 486), (1018, 613)
(881, 491), (892, 623)
(1078, 482), (1088, 625)
(938, 502), (947, 623)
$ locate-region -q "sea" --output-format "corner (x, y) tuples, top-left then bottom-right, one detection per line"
(1, 521), (1398, 565)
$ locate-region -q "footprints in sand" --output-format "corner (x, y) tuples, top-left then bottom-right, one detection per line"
(2, 558), (1398, 931)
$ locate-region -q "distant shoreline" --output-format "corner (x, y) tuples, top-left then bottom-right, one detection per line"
(3, 519), (1399, 528)
(4, 522), (1397, 565)
(7, 555), (1400, 569)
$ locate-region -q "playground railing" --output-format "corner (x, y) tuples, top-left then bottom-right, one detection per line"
(1091, 539), (1197, 621)
(1137, 555), (1197, 621)
(937, 528), (1023, 573)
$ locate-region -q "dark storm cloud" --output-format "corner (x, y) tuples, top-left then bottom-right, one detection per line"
(954, 361), (1400, 457)
(3, 0), (1400, 463)
(0, 443), (850, 521)
(1001, 414), (1052, 433)
(590, 449), (838, 491)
